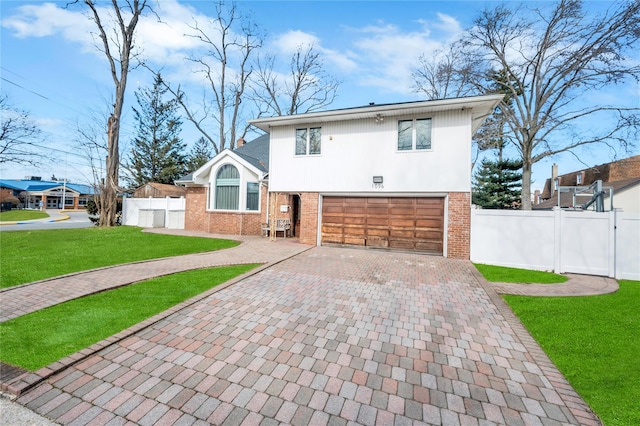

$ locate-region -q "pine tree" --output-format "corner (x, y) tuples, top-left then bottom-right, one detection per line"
(186, 137), (213, 172)
(126, 74), (187, 188)
(472, 158), (522, 209)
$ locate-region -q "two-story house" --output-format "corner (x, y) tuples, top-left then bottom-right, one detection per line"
(181, 95), (503, 259)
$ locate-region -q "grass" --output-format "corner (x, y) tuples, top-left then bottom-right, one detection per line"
(474, 263), (567, 284)
(0, 210), (49, 222)
(0, 226), (239, 288)
(0, 264), (259, 371)
(504, 280), (640, 426)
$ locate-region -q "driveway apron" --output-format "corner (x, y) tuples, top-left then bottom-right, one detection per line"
(13, 247), (599, 425)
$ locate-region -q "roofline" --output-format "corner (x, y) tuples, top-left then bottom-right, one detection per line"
(191, 149), (267, 185)
(248, 94), (504, 132)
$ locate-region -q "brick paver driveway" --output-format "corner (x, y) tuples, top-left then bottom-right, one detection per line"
(16, 247), (599, 425)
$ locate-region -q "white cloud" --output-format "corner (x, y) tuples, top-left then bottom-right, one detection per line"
(2, 3), (93, 46)
(350, 20), (453, 96)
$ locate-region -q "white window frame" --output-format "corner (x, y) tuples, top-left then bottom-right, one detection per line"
(397, 118), (432, 151)
(295, 127), (322, 156)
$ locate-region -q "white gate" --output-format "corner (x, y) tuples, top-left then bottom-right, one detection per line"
(471, 209), (639, 279)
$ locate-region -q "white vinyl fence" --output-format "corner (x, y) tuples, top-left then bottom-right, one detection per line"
(122, 197), (186, 229)
(471, 208), (640, 280)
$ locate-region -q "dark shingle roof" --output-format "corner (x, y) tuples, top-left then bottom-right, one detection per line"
(233, 134), (269, 172)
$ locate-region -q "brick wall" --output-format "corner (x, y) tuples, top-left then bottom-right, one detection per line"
(299, 192), (319, 245)
(447, 192), (471, 259)
(184, 186), (265, 236)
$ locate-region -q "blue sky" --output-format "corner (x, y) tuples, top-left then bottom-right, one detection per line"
(1, 0), (638, 192)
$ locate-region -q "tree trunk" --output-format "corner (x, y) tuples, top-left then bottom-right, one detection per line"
(521, 160), (532, 210)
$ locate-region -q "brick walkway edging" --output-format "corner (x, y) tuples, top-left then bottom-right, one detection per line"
(0, 246), (313, 397)
(470, 267), (603, 426)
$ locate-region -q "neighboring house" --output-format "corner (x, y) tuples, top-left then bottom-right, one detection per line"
(533, 155), (640, 213)
(0, 178), (95, 210)
(131, 182), (186, 198)
(181, 95), (503, 259)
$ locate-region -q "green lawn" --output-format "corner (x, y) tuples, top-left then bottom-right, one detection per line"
(0, 264), (259, 371)
(0, 226), (239, 288)
(504, 280), (640, 426)
(475, 263), (567, 283)
(0, 210), (49, 222)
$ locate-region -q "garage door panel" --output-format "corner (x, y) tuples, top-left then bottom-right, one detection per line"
(322, 196), (444, 255)
(416, 218), (443, 228)
(390, 230), (414, 238)
(389, 240), (416, 249)
(344, 237), (366, 246)
(367, 206), (389, 215)
(390, 207), (415, 215)
(344, 217), (366, 225)
(415, 241), (443, 252)
(367, 229), (390, 237)
(367, 217), (389, 226)
(390, 218), (415, 227)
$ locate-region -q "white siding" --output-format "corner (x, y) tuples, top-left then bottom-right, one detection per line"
(269, 109), (472, 193)
(613, 186), (640, 213)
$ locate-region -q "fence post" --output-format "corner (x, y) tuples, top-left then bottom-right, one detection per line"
(122, 197), (128, 225)
(609, 210), (617, 278)
(553, 207), (562, 273)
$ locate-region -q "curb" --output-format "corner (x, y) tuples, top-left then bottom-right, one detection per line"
(0, 211), (69, 226)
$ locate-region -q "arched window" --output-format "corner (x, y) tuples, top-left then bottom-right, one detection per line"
(215, 164), (240, 210)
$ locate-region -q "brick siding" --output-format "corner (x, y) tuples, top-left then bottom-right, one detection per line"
(299, 192), (319, 245)
(184, 186), (265, 236)
(447, 192), (471, 259)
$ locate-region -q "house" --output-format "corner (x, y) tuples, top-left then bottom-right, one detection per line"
(131, 182), (186, 198)
(0, 178), (95, 210)
(179, 134), (269, 236)
(533, 155), (640, 213)
(180, 95), (503, 259)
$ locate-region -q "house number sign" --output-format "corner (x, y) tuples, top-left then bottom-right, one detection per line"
(372, 176), (384, 189)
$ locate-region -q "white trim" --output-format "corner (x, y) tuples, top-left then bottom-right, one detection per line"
(249, 94), (503, 133)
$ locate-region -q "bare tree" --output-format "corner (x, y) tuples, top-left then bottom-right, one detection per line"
(0, 95), (42, 166)
(160, 2), (262, 155)
(414, 0), (640, 209)
(412, 44), (479, 101)
(252, 44), (340, 117)
(78, 0), (151, 225)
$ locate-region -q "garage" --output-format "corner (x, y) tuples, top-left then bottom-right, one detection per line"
(321, 196), (444, 254)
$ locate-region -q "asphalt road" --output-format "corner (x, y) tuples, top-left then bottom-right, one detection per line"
(0, 210), (94, 231)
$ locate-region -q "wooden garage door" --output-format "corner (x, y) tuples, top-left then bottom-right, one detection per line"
(322, 197), (444, 254)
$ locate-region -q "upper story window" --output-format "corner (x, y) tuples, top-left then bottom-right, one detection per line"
(296, 127), (321, 155)
(215, 164), (240, 210)
(576, 173), (583, 185)
(398, 118), (432, 151)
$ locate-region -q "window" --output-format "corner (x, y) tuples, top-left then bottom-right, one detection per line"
(246, 182), (259, 211)
(397, 118), (432, 151)
(296, 127), (321, 155)
(215, 164), (240, 210)
(576, 173), (583, 185)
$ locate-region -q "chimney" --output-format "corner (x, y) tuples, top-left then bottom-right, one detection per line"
(236, 137), (245, 148)
(534, 190), (540, 205)
(551, 163), (558, 181)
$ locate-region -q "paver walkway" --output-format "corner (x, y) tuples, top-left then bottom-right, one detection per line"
(490, 274), (619, 297)
(0, 231), (309, 323)
(2, 243), (602, 425)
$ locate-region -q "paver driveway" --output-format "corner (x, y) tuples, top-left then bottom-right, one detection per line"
(15, 247), (599, 425)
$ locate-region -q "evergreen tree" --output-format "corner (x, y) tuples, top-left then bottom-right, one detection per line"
(126, 74), (187, 188)
(186, 137), (213, 172)
(472, 158), (522, 209)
